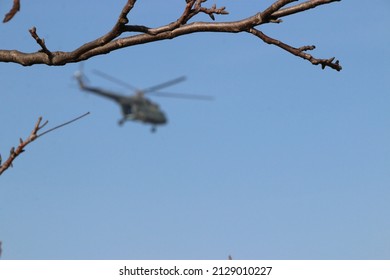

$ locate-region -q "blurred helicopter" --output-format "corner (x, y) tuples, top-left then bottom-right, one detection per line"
(74, 69), (212, 132)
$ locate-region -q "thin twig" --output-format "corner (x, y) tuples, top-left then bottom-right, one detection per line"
(3, 0), (20, 23)
(28, 27), (53, 62)
(0, 112), (90, 176)
(38, 112), (90, 138)
(248, 28), (342, 71)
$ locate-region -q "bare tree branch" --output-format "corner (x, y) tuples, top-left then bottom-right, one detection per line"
(0, 112), (90, 176)
(3, 0), (20, 23)
(0, 0), (342, 70)
(248, 28), (341, 70)
(28, 27), (53, 62)
(271, 0), (341, 19)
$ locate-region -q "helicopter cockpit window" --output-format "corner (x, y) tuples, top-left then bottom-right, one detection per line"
(122, 105), (132, 115)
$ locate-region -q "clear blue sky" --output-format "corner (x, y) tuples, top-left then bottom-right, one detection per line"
(1, 0), (389, 260)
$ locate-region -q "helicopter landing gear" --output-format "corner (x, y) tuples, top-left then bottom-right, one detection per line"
(118, 119), (125, 126)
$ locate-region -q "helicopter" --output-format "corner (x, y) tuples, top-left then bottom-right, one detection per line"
(74, 69), (212, 132)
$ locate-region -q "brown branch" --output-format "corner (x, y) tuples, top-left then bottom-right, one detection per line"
(261, 0), (298, 20)
(124, 0), (229, 36)
(185, 0), (228, 22)
(0, 112), (90, 176)
(271, 0), (341, 19)
(0, 0), (342, 71)
(69, 0), (137, 61)
(3, 0), (20, 23)
(0, 117), (45, 175)
(28, 27), (53, 62)
(178, 0), (201, 25)
(248, 28), (341, 71)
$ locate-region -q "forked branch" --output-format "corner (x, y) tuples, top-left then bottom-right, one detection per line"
(248, 28), (341, 70)
(0, 0), (342, 71)
(0, 112), (90, 176)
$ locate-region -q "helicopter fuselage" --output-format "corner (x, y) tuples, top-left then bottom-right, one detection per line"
(75, 70), (210, 132)
(75, 73), (167, 130)
(122, 94), (167, 126)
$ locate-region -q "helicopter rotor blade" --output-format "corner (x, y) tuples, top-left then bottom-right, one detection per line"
(148, 91), (214, 101)
(92, 69), (140, 92)
(142, 76), (186, 93)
